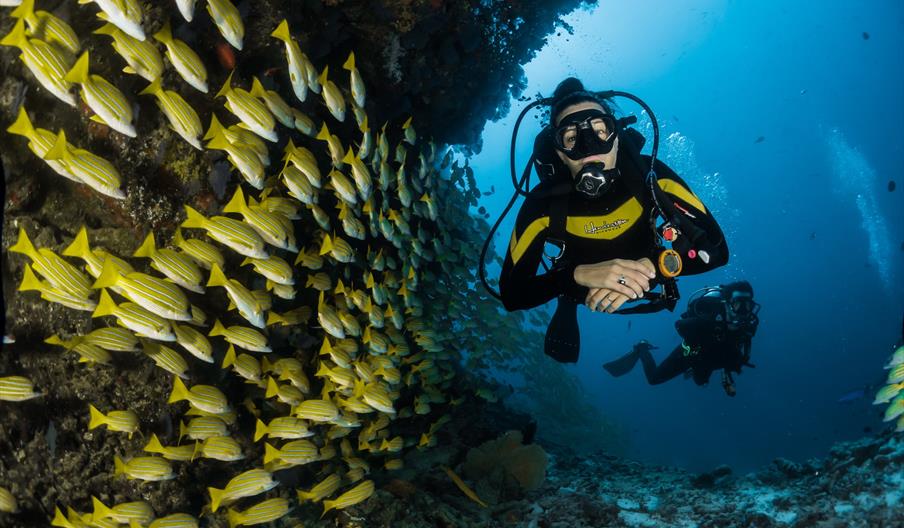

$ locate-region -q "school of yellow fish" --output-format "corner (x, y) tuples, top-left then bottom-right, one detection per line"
(1, 0), (502, 525)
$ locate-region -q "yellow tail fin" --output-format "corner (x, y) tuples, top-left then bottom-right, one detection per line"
(222, 186), (247, 215)
(113, 455), (126, 477)
(270, 19), (291, 43)
(203, 114), (226, 142)
(208, 486), (226, 512)
(226, 508), (243, 528)
(206, 264), (228, 288)
(6, 106), (35, 139)
(253, 419), (268, 442)
(91, 496), (114, 521)
(0, 18), (28, 49)
(64, 51), (91, 84)
(50, 507), (71, 528)
(91, 258), (122, 289)
(88, 404), (106, 430)
(221, 343), (236, 368)
(249, 77), (266, 99)
(9, 227), (40, 261)
(62, 226), (91, 259)
(317, 65), (329, 86)
(152, 21), (173, 44)
(265, 376), (279, 398)
(17, 264), (44, 293)
(341, 147), (356, 165)
(138, 78), (162, 98)
(92, 289), (118, 318)
(263, 442), (280, 464)
(132, 232), (157, 258)
(319, 234), (333, 256)
(342, 51), (356, 71)
(168, 376), (190, 404)
(43, 129), (70, 162)
(321, 499), (337, 519)
(10, 0), (37, 23)
(214, 70), (235, 100)
(144, 433), (165, 454)
(266, 311), (285, 327)
(92, 22), (119, 37)
(315, 123), (330, 141)
(178, 420), (187, 442)
(181, 205), (208, 229)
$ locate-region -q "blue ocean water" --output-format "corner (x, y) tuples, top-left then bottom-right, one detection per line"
(473, 0), (904, 473)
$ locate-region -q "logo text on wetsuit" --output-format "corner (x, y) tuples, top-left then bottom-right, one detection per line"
(584, 219), (629, 234)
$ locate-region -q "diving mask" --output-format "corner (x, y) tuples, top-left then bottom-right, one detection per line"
(553, 109), (617, 161)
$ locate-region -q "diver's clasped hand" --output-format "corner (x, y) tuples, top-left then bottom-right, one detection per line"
(575, 258), (656, 313)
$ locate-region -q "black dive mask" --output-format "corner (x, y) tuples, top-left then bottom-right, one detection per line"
(574, 162), (618, 198)
(553, 109), (617, 161)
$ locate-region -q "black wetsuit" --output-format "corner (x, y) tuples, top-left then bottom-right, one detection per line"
(499, 154), (729, 311)
(639, 294), (757, 387)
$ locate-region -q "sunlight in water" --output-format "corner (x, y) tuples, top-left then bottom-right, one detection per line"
(827, 128), (894, 291)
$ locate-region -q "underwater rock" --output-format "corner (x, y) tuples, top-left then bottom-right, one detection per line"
(462, 429), (548, 501)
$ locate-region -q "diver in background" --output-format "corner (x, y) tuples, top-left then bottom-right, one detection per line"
(604, 281), (760, 396)
(498, 77), (730, 362)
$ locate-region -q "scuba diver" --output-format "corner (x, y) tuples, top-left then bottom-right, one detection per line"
(484, 77), (729, 362)
(603, 281), (760, 396)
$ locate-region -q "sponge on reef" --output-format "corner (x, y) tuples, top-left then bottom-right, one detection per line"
(462, 430), (548, 495)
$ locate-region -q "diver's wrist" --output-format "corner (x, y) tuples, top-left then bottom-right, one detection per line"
(573, 264), (586, 286)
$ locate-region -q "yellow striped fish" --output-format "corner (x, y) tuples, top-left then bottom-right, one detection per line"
(45, 335), (111, 365)
(321, 480), (375, 517)
(138, 79), (203, 150)
(257, 192), (300, 220)
(292, 106), (316, 135)
(317, 65), (346, 122)
(0, 375), (41, 401)
(92, 289), (175, 341)
(182, 205), (267, 260)
(215, 71), (275, 141)
(204, 128), (265, 189)
(179, 416), (228, 441)
(173, 323), (213, 363)
(0, 19), (76, 106)
(250, 77), (294, 128)
(270, 19), (309, 103)
(133, 232), (204, 293)
(306, 272), (331, 292)
(173, 227), (225, 270)
(64, 51), (135, 137)
(294, 247), (324, 270)
(266, 306), (310, 327)
(206, 264), (266, 329)
(144, 433), (195, 461)
(90, 496), (153, 526)
(222, 187), (297, 252)
(209, 113), (271, 165)
(80, 0), (145, 41)
(319, 233), (354, 263)
(19, 264), (96, 312)
(222, 344), (262, 382)
(253, 416), (311, 441)
(264, 377), (303, 406)
(192, 435), (244, 462)
(142, 340), (190, 379)
(263, 439), (318, 466)
(297, 473), (341, 503)
(83, 326), (138, 352)
(241, 256), (293, 286)
(338, 204), (366, 241)
(169, 377), (231, 414)
(5, 107), (79, 182)
(62, 226), (134, 285)
(292, 398), (339, 423)
(308, 203), (331, 231)
(338, 310), (361, 337)
(283, 139), (322, 187)
(315, 123), (345, 169)
(92, 259), (191, 322)
(207, 468), (277, 512)
(281, 164), (317, 205)
(149, 513), (199, 528)
(442, 465), (487, 508)
(153, 22), (208, 93)
(206, 0), (243, 50)
(10, 0), (80, 55)
(265, 281), (296, 301)
(342, 148), (373, 202)
(42, 129), (125, 199)
(93, 22), (162, 81)
(0, 486), (17, 513)
(208, 319), (272, 352)
(10, 227), (93, 297)
(317, 293), (345, 339)
(114, 455), (174, 481)
(226, 497), (289, 528)
(342, 51), (365, 108)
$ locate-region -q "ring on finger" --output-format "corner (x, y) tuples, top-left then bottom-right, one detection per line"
(617, 275), (627, 286)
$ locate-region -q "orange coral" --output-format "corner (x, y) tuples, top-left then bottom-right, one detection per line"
(462, 430), (548, 493)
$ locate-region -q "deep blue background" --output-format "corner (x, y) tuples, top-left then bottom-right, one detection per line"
(470, 0), (904, 473)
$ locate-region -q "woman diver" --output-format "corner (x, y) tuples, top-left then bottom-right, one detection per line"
(491, 78), (730, 362)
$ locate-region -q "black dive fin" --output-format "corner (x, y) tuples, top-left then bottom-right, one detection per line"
(603, 349), (641, 377)
(544, 296), (580, 363)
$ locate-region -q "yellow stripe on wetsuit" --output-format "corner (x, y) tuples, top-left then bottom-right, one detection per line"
(509, 179), (705, 266)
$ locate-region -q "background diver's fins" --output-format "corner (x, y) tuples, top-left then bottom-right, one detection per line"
(603, 349), (641, 377)
(544, 296), (580, 363)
